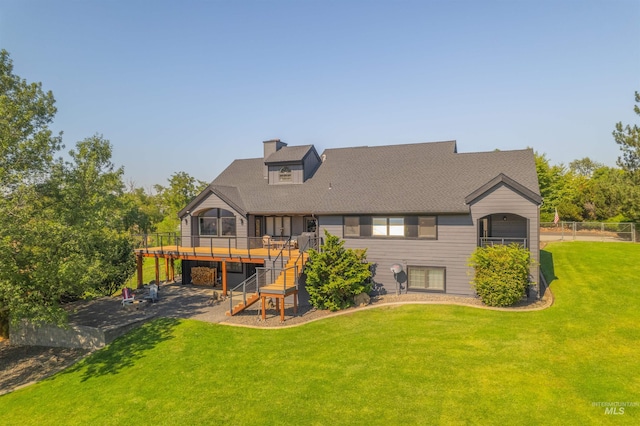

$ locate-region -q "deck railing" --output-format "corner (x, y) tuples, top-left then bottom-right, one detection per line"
(133, 232), (313, 261)
(479, 237), (528, 248)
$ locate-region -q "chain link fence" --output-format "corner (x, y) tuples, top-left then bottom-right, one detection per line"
(540, 222), (637, 243)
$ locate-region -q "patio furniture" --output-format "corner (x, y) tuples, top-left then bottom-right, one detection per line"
(144, 283), (158, 302)
(121, 287), (135, 307)
(262, 235), (272, 248)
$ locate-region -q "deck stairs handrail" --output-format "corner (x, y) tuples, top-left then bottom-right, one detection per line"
(226, 236), (316, 316)
(227, 269), (264, 316)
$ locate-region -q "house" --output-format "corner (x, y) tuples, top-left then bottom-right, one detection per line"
(164, 139), (541, 304)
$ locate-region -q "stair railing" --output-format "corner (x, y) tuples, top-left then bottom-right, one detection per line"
(227, 270), (263, 315)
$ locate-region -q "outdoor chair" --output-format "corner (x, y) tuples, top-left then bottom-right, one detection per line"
(262, 235), (272, 248)
(145, 283), (158, 303)
(121, 287), (135, 307)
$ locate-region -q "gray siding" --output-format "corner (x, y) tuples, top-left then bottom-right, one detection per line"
(469, 183), (540, 295)
(268, 164), (304, 184)
(181, 192), (248, 249)
(180, 218), (191, 247)
(318, 215), (477, 296)
(303, 152), (321, 180)
(490, 214), (527, 238)
(292, 216), (305, 235)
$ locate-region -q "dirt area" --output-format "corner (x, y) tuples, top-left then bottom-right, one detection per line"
(0, 285), (552, 396)
(0, 340), (91, 395)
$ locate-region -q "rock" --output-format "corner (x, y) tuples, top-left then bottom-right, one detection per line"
(354, 292), (370, 307)
(267, 298), (275, 309)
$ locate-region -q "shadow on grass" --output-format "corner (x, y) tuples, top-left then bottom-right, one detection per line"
(63, 318), (179, 382)
(540, 250), (557, 289)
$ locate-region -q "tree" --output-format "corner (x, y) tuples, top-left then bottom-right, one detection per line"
(569, 157), (604, 178)
(0, 51), (134, 328)
(47, 135), (136, 297)
(121, 186), (163, 234)
(153, 171), (208, 233)
(535, 152), (573, 221)
(304, 231), (372, 311)
(613, 91), (640, 180)
(0, 49), (62, 190)
(612, 91), (640, 223)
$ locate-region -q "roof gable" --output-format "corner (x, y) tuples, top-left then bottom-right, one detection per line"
(465, 173), (543, 205)
(264, 145), (317, 164)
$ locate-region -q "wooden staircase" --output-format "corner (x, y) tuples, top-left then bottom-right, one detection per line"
(260, 253), (308, 295)
(226, 252), (308, 317)
(227, 292), (260, 316)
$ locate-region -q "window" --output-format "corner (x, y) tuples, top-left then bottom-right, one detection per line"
(343, 215), (437, 238)
(279, 166), (292, 182)
(408, 266), (445, 292)
(372, 217), (404, 236)
(199, 217), (218, 236)
(344, 216), (360, 237)
(419, 216), (437, 239)
(265, 216), (292, 237)
(305, 217), (317, 233)
(220, 209), (236, 236)
(198, 208), (236, 237)
(226, 262), (243, 273)
(389, 217), (404, 236)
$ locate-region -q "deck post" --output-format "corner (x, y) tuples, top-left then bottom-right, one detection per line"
(222, 261), (227, 296)
(169, 258), (175, 282)
(164, 258), (170, 282)
(155, 257), (160, 285)
(136, 254), (143, 289)
(280, 296), (285, 322)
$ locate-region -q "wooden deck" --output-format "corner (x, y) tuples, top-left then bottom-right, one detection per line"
(135, 245), (300, 262)
(133, 244), (301, 297)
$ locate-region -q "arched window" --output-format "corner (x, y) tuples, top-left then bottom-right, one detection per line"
(279, 166), (292, 182)
(199, 208), (236, 237)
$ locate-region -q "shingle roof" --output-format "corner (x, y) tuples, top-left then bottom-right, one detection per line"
(182, 140), (541, 216)
(264, 145), (316, 164)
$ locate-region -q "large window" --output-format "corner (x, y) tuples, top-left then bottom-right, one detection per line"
(199, 208), (236, 237)
(373, 217), (404, 236)
(344, 215), (437, 239)
(407, 266), (445, 292)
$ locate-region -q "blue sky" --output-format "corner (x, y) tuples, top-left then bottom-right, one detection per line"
(2, 0), (639, 189)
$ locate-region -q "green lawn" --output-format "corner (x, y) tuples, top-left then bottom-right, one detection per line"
(1, 242), (639, 424)
(122, 257), (180, 291)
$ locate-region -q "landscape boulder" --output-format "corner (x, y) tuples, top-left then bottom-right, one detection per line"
(354, 292), (371, 307)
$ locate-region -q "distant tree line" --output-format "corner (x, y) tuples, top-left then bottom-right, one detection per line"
(536, 91), (640, 224)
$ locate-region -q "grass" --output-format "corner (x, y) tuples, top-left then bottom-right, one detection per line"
(122, 257), (181, 291)
(1, 242), (639, 424)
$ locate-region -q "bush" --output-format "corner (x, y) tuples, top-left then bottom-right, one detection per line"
(468, 244), (533, 307)
(304, 231), (372, 311)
